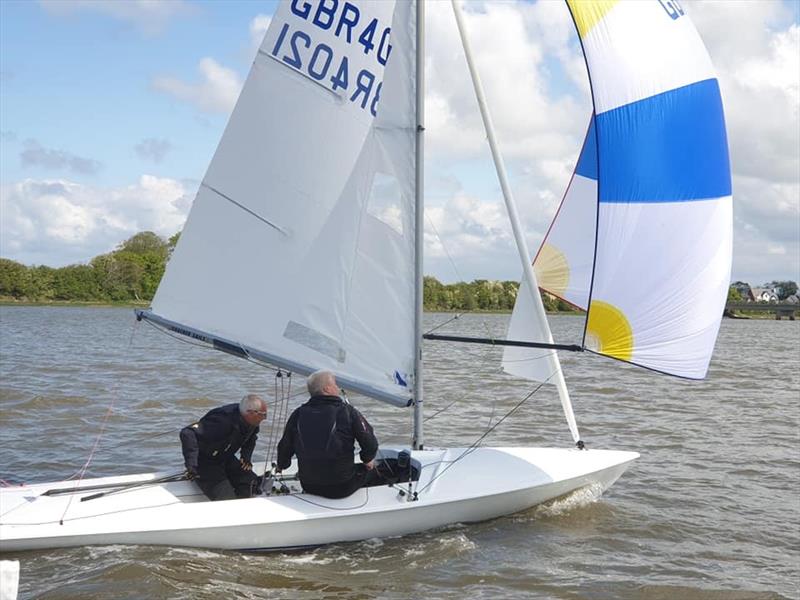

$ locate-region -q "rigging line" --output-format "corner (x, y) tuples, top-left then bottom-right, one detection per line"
(59, 317), (141, 521)
(423, 312), (463, 336)
(66, 427), (184, 457)
(501, 352), (558, 364)
(262, 373), (280, 471)
(487, 389), (498, 433)
(272, 373), (290, 466)
(277, 483), (371, 511)
(279, 374), (292, 453)
(453, 344), (548, 363)
(263, 371), (295, 473)
(423, 398), (460, 423)
(425, 212), (466, 284)
(274, 373), (284, 461)
(480, 319), (508, 432)
(424, 334), (506, 424)
(1, 499), (185, 527)
(413, 374), (554, 498)
(239, 344), (289, 376)
(272, 372), (286, 464)
(266, 374), (281, 466)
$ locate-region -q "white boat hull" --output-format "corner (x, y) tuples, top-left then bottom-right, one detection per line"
(0, 447), (637, 552)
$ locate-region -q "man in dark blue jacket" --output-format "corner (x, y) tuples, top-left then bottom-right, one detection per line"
(276, 370), (378, 499)
(180, 394), (267, 501)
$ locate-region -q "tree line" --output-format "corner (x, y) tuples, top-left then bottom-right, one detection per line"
(423, 276), (576, 312)
(0, 231), (572, 311)
(0, 231), (795, 311)
(0, 232), (178, 303)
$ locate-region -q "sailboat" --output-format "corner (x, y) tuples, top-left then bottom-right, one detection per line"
(0, 0), (730, 552)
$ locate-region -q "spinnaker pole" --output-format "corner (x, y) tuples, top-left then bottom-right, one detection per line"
(451, 0), (581, 444)
(412, 0), (426, 450)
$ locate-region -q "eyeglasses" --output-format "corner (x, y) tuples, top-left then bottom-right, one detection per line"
(248, 410), (267, 417)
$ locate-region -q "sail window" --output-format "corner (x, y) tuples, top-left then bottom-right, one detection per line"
(367, 172), (405, 237)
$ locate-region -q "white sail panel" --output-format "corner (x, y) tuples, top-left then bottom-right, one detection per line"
(532, 118), (597, 310)
(502, 118), (597, 382)
(586, 199), (732, 377)
(151, 0), (416, 405)
(567, 0), (732, 379)
(502, 279), (562, 384)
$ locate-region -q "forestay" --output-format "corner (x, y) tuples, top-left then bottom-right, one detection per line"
(504, 0), (732, 381)
(144, 1), (417, 406)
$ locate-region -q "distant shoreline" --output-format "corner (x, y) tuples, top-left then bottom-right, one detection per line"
(0, 299), (583, 315)
(0, 299), (149, 308)
(0, 300), (791, 320)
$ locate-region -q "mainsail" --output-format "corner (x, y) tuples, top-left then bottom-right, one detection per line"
(504, 0), (732, 381)
(142, 1), (417, 406)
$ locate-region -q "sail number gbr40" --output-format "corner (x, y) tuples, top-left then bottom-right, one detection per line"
(267, 0), (394, 116)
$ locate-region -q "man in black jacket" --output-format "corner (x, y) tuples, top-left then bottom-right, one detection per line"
(276, 370), (378, 499)
(180, 394), (267, 501)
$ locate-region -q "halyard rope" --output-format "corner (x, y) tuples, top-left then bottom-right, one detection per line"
(413, 373), (556, 499)
(57, 317), (140, 523)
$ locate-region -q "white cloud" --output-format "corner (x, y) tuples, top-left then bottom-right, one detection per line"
(730, 174), (800, 283)
(420, 1), (591, 282)
(425, 193), (519, 282)
(684, 1), (800, 284)
(38, 0), (195, 36)
(150, 14), (269, 115)
(0, 176), (194, 266)
(250, 14), (272, 51)
(152, 58), (242, 114)
(424, 1), (588, 165)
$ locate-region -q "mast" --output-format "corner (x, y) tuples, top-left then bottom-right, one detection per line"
(412, 0), (425, 450)
(451, 0), (581, 444)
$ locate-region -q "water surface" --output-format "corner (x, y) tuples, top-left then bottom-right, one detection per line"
(1, 306), (797, 599)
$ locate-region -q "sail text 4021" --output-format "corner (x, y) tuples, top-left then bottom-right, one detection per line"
(267, 0), (394, 116)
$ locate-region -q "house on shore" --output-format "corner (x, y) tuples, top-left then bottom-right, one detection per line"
(751, 287), (780, 302)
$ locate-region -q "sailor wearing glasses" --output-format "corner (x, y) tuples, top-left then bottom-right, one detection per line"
(180, 394), (267, 500)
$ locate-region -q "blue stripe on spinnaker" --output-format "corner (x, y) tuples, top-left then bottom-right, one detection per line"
(597, 78), (731, 203)
(575, 116), (598, 181)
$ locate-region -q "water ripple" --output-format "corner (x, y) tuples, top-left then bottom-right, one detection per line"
(1, 308), (798, 599)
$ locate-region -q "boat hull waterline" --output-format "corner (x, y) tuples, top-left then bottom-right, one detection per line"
(0, 447), (638, 552)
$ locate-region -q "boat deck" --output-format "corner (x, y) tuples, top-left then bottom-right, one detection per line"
(0, 447), (638, 552)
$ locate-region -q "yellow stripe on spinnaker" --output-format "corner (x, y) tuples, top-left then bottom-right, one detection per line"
(566, 0), (619, 39)
(585, 300), (634, 361)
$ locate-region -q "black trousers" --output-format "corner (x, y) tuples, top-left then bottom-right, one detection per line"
(197, 456), (257, 501)
(301, 464), (387, 499)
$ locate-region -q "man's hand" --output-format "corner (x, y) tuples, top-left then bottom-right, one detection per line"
(186, 466), (199, 481)
(364, 460), (375, 471)
(240, 458), (253, 472)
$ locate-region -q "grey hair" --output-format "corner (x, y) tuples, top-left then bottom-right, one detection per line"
(239, 394), (266, 415)
(307, 370), (336, 396)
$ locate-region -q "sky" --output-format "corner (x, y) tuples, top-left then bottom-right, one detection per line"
(1, 0), (798, 286)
